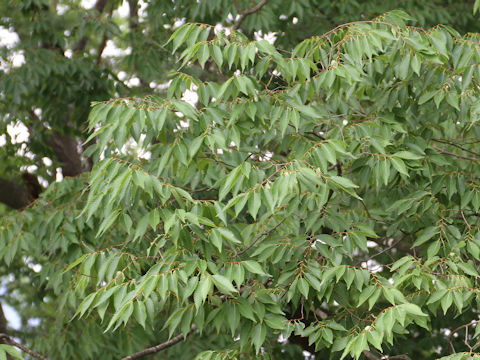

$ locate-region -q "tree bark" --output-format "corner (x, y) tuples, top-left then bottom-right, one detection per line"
(0, 178), (30, 210)
(0, 303), (9, 338)
(73, 0), (109, 53)
(49, 132), (85, 177)
(0, 302), (13, 360)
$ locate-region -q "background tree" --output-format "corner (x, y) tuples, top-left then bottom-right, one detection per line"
(2, 1), (480, 359)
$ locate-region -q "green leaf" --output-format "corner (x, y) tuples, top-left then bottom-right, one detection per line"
(211, 45), (223, 68)
(134, 301), (147, 329)
(264, 314), (286, 330)
(248, 191), (261, 220)
(197, 44), (210, 69)
(169, 24), (193, 52)
(252, 324), (267, 353)
(0, 345), (23, 360)
(392, 151), (423, 160)
(242, 260), (269, 276)
(219, 166), (242, 201)
(413, 226), (438, 247)
(212, 274), (237, 294)
(418, 91), (436, 105)
(209, 229), (223, 252)
(217, 227), (241, 244)
(172, 100), (198, 120)
(401, 303), (428, 317)
(63, 253), (89, 274)
(194, 276), (211, 309)
(329, 176), (358, 188)
(390, 157), (409, 176)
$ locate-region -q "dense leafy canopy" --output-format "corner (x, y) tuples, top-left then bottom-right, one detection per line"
(3, 1), (480, 360)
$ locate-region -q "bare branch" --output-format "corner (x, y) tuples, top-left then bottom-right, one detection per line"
(121, 326), (196, 360)
(448, 320), (477, 354)
(233, 0), (269, 30)
(0, 333), (47, 360)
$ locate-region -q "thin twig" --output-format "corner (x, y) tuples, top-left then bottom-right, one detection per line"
(235, 217), (287, 256)
(448, 320), (477, 354)
(305, 131), (325, 140)
(433, 145), (480, 162)
(432, 138), (480, 157)
(0, 333), (47, 360)
(233, 0), (269, 30)
(121, 325), (196, 360)
(358, 236), (405, 265)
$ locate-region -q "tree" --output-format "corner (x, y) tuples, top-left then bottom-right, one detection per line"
(2, 1), (480, 359)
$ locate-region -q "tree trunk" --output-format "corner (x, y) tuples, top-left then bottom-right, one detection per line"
(0, 178), (30, 209)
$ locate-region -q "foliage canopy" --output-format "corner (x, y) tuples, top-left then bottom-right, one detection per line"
(2, 1), (480, 360)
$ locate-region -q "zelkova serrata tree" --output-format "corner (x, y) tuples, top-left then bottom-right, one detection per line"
(2, 9), (480, 360)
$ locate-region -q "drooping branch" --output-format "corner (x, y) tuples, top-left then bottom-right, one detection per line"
(121, 326), (196, 360)
(0, 333), (47, 360)
(233, 0), (269, 30)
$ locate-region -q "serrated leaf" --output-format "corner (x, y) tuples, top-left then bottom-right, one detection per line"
(212, 274), (237, 294)
(242, 260), (269, 276)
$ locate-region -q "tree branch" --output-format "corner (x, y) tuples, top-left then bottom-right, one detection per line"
(368, 236), (415, 256)
(363, 350), (380, 360)
(0, 304), (13, 360)
(49, 131), (85, 177)
(121, 326), (196, 360)
(235, 217), (287, 256)
(74, 0), (109, 53)
(233, 0), (269, 30)
(448, 320), (477, 354)
(0, 333), (47, 360)
(361, 236), (407, 264)
(0, 303), (10, 344)
(27, 110), (86, 178)
(95, 2), (115, 65)
(95, 35), (108, 65)
(433, 145), (480, 162)
(432, 138), (480, 157)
